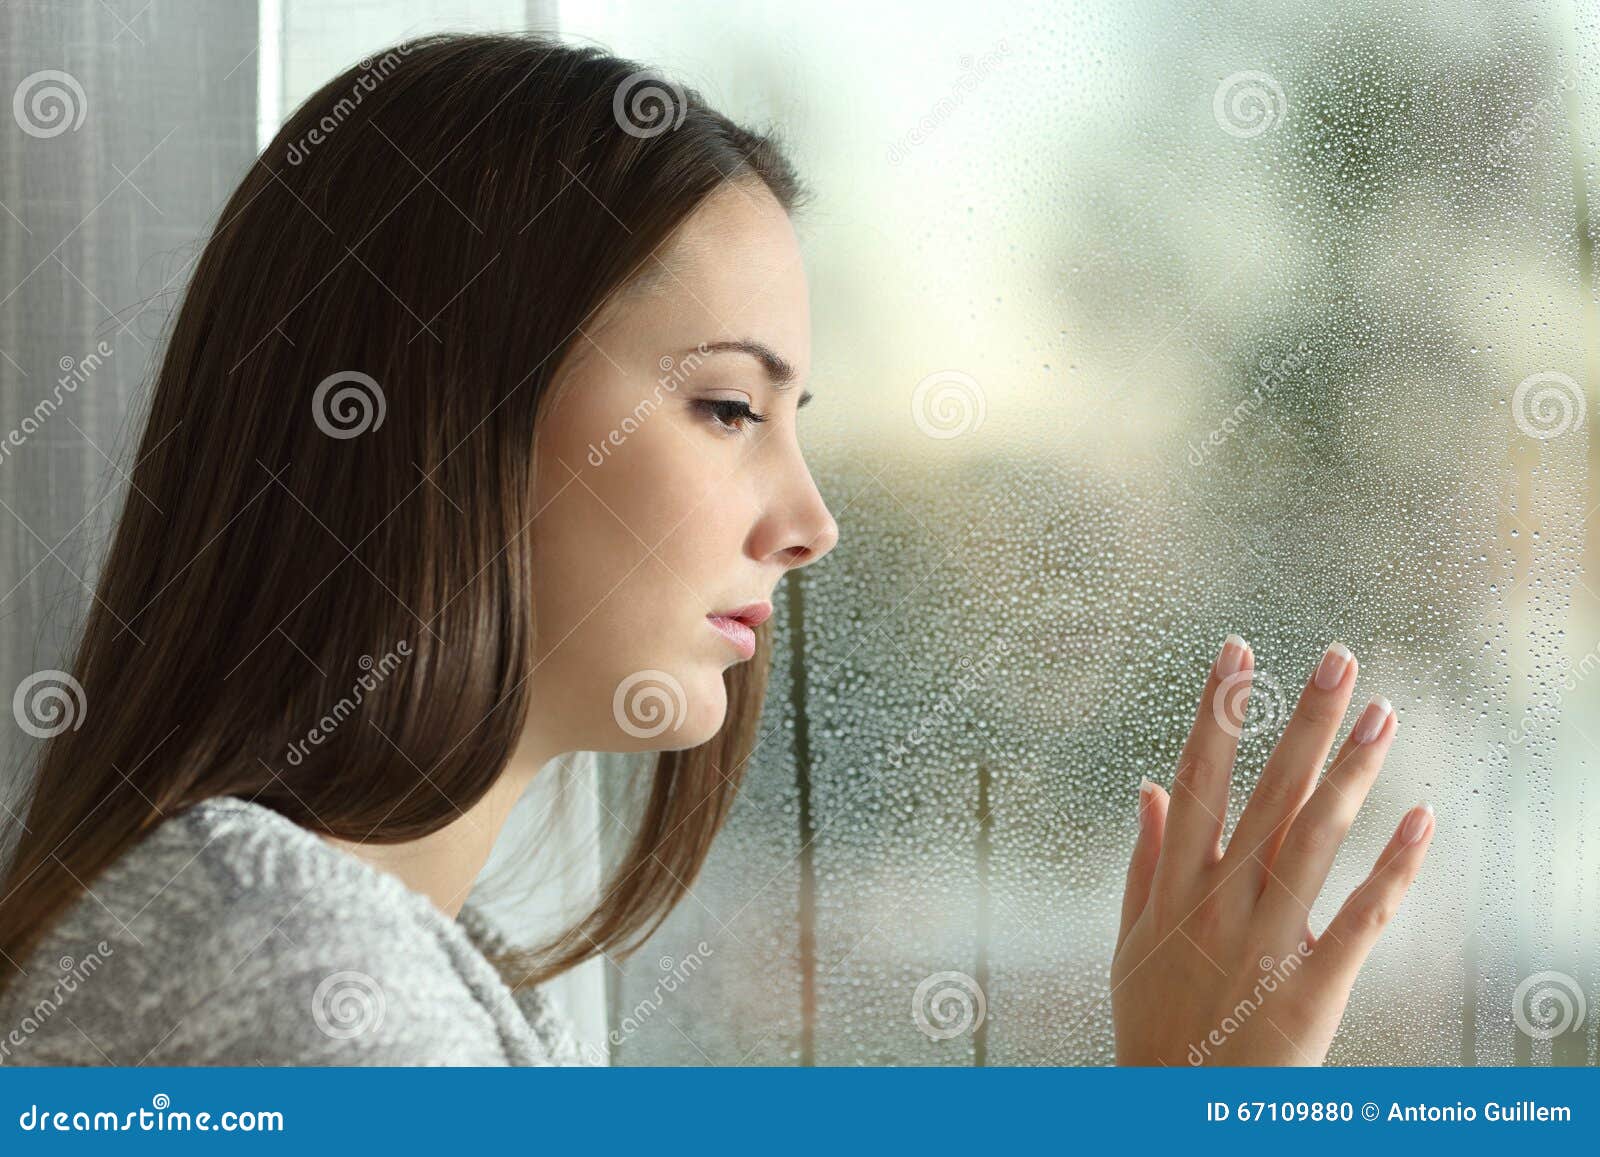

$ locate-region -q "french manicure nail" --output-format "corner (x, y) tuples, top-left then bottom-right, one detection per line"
(1353, 695), (1393, 744)
(1401, 802), (1434, 845)
(1214, 633), (1247, 679)
(1313, 641), (1354, 690)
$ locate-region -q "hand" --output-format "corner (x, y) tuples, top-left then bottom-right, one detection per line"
(1111, 635), (1434, 1066)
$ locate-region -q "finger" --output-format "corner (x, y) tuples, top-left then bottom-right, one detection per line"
(1303, 802), (1435, 996)
(1153, 635), (1250, 891)
(1118, 777), (1169, 954)
(1221, 642), (1358, 894)
(1253, 696), (1396, 936)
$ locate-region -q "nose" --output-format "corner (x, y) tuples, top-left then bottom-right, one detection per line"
(751, 447), (839, 571)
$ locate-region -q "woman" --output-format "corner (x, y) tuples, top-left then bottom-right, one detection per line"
(0, 33), (1432, 1066)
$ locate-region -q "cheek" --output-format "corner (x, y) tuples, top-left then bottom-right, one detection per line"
(531, 394), (691, 614)
(566, 411), (750, 593)
(581, 427), (723, 575)
(527, 402), (747, 752)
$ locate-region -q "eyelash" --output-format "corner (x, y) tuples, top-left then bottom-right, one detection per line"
(694, 398), (769, 434)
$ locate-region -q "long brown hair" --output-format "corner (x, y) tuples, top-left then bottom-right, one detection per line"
(0, 33), (802, 991)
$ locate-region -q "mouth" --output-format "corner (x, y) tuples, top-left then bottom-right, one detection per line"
(706, 601), (772, 660)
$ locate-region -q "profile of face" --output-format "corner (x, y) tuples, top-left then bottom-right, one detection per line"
(526, 180), (839, 756)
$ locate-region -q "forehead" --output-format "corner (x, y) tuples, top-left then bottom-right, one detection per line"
(622, 180), (811, 374)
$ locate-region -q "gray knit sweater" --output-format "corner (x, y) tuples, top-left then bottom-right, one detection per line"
(0, 796), (591, 1066)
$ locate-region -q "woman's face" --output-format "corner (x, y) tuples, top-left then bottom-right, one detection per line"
(526, 180), (838, 756)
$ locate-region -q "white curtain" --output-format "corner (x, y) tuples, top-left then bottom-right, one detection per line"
(0, 0), (259, 828)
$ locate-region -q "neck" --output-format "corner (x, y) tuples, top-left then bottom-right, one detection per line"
(318, 733), (561, 918)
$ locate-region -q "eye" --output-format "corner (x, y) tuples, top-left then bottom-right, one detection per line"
(694, 397), (769, 435)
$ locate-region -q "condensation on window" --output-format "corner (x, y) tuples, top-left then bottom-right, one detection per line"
(572, 0), (1600, 1065)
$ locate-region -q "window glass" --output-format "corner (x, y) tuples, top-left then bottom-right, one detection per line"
(569, 0), (1600, 1065)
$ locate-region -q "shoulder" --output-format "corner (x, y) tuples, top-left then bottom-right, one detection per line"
(2, 797), (515, 1065)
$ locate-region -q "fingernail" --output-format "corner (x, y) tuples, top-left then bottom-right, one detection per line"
(1401, 802), (1434, 845)
(1137, 776), (1157, 824)
(1214, 634), (1247, 678)
(1313, 641), (1354, 690)
(1352, 695), (1393, 744)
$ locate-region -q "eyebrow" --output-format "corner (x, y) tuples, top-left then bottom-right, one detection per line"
(691, 339), (811, 404)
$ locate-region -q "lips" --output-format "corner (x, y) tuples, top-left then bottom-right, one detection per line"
(710, 602), (772, 628)
(706, 601), (771, 660)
